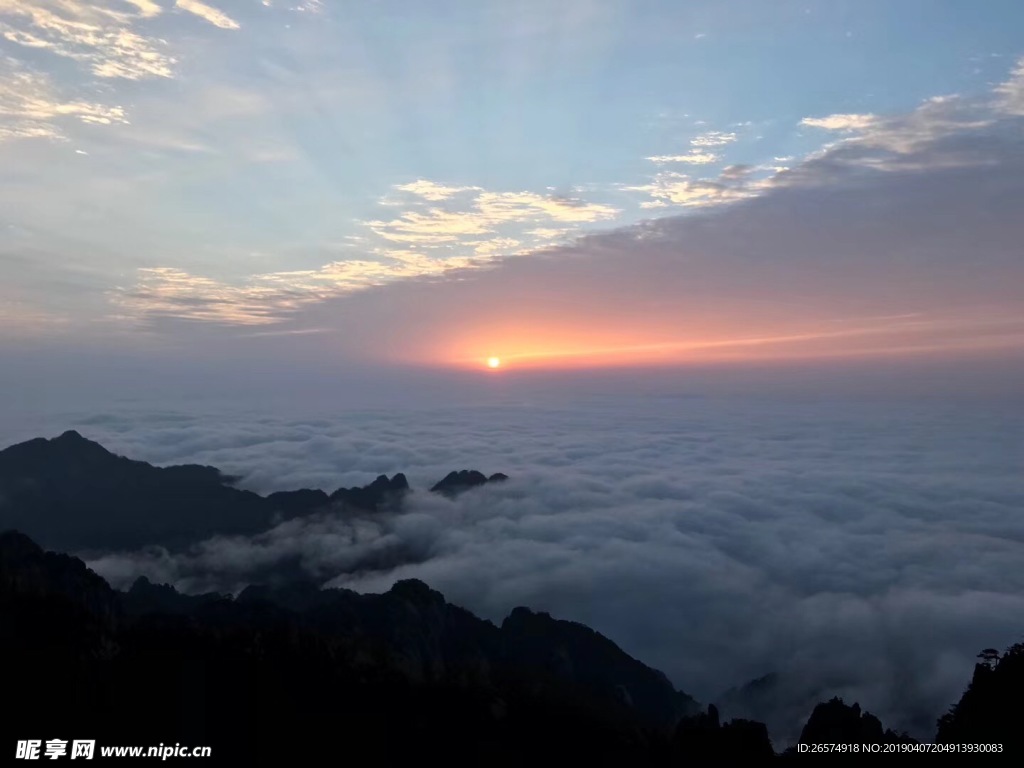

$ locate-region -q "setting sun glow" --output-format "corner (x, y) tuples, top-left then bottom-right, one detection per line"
(487, 357), (501, 369)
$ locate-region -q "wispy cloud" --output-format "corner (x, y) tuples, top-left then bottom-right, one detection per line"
(115, 259), (430, 327)
(525, 227), (572, 241)
(367, 184), (618, 251)
(125, 0), (162, 18)
(790, 93), (1003, 178)
(367, 209), (495, 244)
(630, 126), (753, 208)
(471, 237), (521, 257)
(636, 67), (1022, 214)
(175, 0), (240, 31)
(115, 268), (291, 326)
(994, 55), (1024, 115)
(113, 176), (624, 328)
(625, 170), (758, 209)
(690, 130), (737, 147)
(476, 191), (619, 224)
(641, 129), (738, 175)
(394, 179), (481, 202)
(116, 247), (488, 327)
(0, 0), (176, 80)
(0, 57), (128, 143)
(289, 1), (325, 14)
(801, 113), (877, 132)
(646, 151), (719, 165)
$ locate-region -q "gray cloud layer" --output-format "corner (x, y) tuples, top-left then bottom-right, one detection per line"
(5, 390), (1018, 744)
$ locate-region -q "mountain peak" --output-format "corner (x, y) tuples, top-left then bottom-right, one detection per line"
(329, 473), (411, 511)
(389, 578), (445, 606)
(51, 430), (109, 454)
(0, 432), (509, 551)
(430, 469), (505, 497)
(0, 529), (44, 559)
(0, 430), (114, 471)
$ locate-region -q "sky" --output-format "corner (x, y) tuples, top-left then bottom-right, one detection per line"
(2, 0), (1024, 747)
(1, 0), (1023, 385)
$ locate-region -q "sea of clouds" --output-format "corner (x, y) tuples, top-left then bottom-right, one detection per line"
(3, 385), (1023, 744)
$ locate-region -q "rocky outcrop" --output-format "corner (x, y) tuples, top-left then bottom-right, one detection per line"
(672, 704), (775, 764)
(235, 577), (500, 686)
(329, 473), (410, 511)
(430, 469), (508, 497)
(500, 605), (700, 728)
(0, 432), (506, 551)
(122, 576), (227, 616)
(795, 697), (914, 745)
(937, 644), (1024, 747)
(0, 529), (120, 628)
(265, 488), (330, 519)
(0, 432), (269, 550)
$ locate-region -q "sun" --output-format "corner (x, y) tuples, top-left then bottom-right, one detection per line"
(487, 356), (501, 369)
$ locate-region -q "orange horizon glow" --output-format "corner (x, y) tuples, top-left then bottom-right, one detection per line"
(434, 314), (1024, 372)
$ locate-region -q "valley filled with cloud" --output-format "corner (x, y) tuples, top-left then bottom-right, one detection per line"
(7, 388), (1019, 744)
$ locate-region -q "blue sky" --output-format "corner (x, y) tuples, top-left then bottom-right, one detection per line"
(1, 0), (1023, 376)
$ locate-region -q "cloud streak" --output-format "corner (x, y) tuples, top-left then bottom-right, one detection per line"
(0, 57), (129, 142)
(995, 56), (1024, 115)
(0, 0), (176, 80)
(114, 179), (622, 327)
(689, 130), (737, 147)
(801, 113), (876, 132)
(175, 0), (240, 31)
(367, 186), (620, 246)
(646, 151), (719, 165)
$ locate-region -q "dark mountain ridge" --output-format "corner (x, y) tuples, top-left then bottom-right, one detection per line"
(431, 469), (509, 496)
(1, 530), (705, 764)
(0, 431), (506, 551)
(3, 530), (1020, 764)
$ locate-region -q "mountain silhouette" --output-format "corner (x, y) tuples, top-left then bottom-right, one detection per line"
(792, 698), (914, 746)
(673, 704), (775, 764)
(937, 645), (1024, 746)
(2, 530), (706, 765)
(0, 432), (504, 551)
(430, 469), (508, 497)
(3, 530), (1021, 763)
